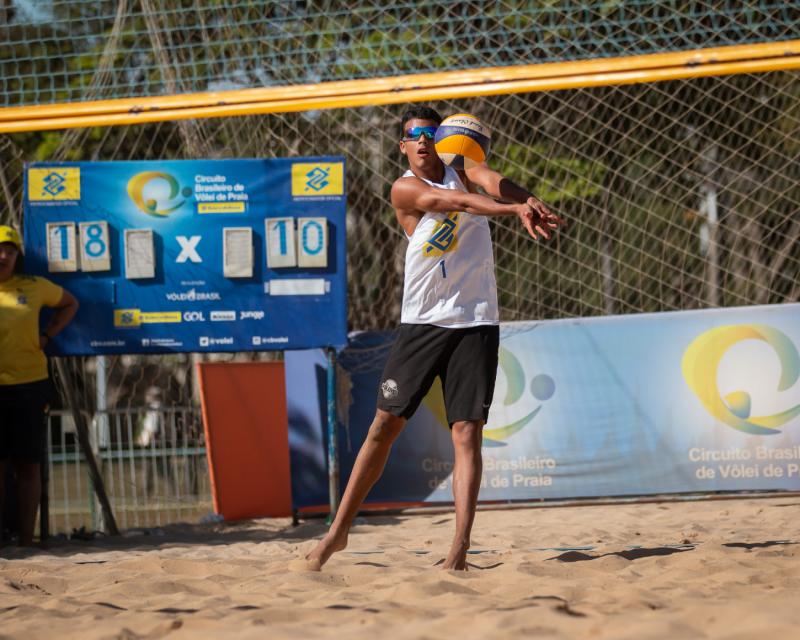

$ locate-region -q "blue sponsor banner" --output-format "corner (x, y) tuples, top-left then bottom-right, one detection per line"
(23, 158), (347, 354)
(287, 304), (800, 507)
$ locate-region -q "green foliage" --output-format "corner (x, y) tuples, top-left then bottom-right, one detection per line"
(496, 143), (606, 204)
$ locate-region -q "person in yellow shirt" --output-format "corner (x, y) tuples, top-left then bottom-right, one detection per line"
(0, 225), (78, 546)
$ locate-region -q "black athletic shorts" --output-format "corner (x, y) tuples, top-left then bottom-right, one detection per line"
(0, 379), (52, 464)
(376, 323), (500, 425)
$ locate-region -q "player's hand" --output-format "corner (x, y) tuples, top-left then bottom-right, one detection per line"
(516, 197), (565, 240)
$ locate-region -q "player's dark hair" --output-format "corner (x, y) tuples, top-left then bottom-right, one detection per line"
(400, 106), (442, 138)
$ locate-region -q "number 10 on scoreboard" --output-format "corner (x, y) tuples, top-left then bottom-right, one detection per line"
(266, 217), (328, 268)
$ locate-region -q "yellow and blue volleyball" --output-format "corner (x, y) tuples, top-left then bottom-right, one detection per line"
(434, 114), (491, 170)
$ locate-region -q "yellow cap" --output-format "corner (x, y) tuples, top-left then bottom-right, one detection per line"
(0, 225), (22, 251)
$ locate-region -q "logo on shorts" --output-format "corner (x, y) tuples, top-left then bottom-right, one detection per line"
(381, 379), (399, 399)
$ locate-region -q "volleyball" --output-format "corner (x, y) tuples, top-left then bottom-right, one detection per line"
(434, 113), (491, 170)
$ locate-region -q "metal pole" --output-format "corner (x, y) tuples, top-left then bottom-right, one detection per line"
(326, 348), (340, 521)
(96, 355), (108, 426)
(700, 143), (720, 308)
(55, 359), (119, 535)
(39, 413), (50, 543)
(601, 235), (615, 315)
(704, 183), (719, 307)
(93, 355), (109, 532)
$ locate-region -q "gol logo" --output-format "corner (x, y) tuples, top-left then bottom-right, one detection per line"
(422, 347), (555, 447)
(127, 171), (192, 217)
(682, 324), (800, 435)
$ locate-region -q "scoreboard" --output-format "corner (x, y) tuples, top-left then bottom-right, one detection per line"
(23, 158), (347, 355)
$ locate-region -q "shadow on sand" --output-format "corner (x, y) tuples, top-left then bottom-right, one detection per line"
(0, 513), (411, 560)
(548, 544), (696, 562)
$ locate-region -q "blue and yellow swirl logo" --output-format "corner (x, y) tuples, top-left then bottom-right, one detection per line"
(682, 324), (800, 435)
(423, 347), (555, 446)
(127, 172), (192, 217)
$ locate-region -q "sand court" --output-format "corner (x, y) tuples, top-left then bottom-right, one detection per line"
(1, 496), (799, 639)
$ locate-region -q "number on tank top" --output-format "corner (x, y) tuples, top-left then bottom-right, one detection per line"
(438, 259), (446, 278)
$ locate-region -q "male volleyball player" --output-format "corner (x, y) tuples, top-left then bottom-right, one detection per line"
(304, 106), (563, 571)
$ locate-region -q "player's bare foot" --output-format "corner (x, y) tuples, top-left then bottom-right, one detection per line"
(288, 556), (323, 572)
(441, 541), (469, 570)
(303, 531), (348, 570)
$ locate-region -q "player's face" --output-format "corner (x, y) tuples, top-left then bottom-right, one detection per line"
(0, 242), (18, 279)
(399, 118), (440, 170)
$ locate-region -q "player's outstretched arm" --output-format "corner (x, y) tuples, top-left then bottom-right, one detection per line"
(464, 163), (565, 239)
(391, 176), (552, 238)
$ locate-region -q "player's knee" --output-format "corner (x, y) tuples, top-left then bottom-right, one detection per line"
(367, 410), (404, 445)
(451, 420), (483, 447)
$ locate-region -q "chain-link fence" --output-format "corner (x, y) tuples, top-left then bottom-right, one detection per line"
(2, 1), (798, 106)
(45, 406), (210, 535)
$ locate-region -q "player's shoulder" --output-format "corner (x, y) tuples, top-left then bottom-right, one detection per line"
(391, 174), (428, 198)
(392, 171), (423, 186)
(391, 177), (429, 226)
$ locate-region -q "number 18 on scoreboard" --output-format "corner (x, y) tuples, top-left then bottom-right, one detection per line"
(46, 221), (112, 273)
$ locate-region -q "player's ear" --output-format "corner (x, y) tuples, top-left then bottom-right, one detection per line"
(398, 139), (408, 156)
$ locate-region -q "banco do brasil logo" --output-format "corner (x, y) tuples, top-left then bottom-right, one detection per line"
(127, 171), (192, 217)
(27, 167), (80, 201)
(291, 162), (344, 197)
(682, 324), (800, 435)
(305, 167), (330, 192)
(423, 347), (555, 447)
(423, 212), (460, 257)
(42, 171), (67, 197)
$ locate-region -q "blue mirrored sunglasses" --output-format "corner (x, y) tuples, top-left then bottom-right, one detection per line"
(403, 126), (438, 141)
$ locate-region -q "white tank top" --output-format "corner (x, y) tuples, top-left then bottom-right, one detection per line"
(400, 165), (499, 327)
